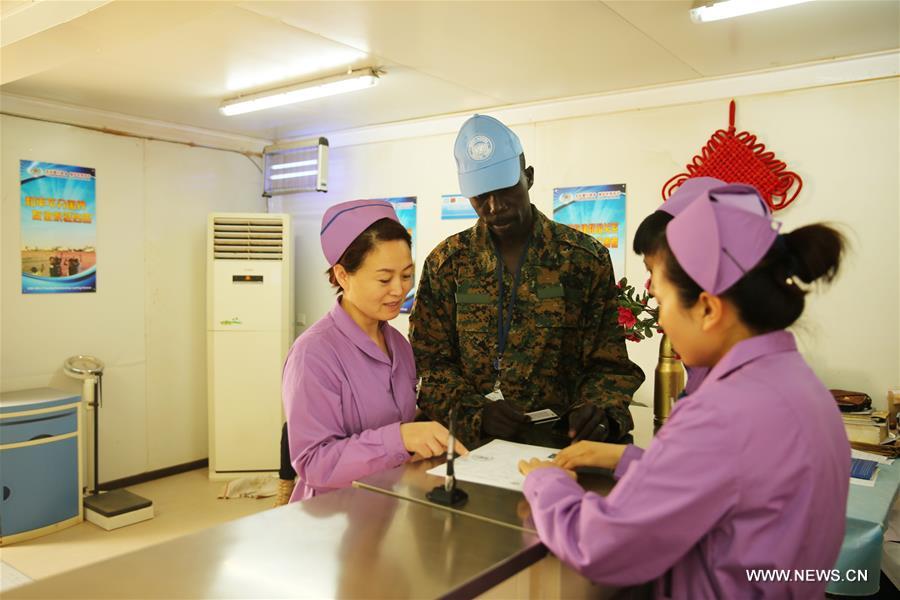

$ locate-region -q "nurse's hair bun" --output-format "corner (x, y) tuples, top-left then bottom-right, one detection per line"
(657, 222), (846, 333)
(730, 223), (845, 331)
(777, 224), (844, 286)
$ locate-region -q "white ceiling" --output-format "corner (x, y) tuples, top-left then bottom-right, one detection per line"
(1, 0), (898, 142)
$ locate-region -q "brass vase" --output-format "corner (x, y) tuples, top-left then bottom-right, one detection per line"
(653, 334), (685, 433)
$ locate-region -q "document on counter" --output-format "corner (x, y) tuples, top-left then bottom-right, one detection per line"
(851, 448), (894, 465)
(427, 439), (559, 492)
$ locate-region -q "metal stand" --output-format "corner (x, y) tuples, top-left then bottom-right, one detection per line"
(426, 485), (469, 507)
(81, 374), (153, 526)
(63, 356), (154, 530)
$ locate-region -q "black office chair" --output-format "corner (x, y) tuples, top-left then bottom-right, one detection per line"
(274, 423), (296, 506)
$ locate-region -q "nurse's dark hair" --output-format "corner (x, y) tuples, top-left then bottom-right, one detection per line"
(633, 211), (674, 257)
(634, 212), (846, 332)
(326, 218), (412, 293)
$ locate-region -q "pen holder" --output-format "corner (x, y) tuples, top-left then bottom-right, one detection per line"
(426, 485), (468, 507)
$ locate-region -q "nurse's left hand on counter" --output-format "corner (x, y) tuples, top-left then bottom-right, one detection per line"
(518, 458), (576, 480)
(400, 421), (468, 460)
(552, 441), (626, 471)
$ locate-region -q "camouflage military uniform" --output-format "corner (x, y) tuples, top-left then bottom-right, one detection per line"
(409, 206), (645, 447)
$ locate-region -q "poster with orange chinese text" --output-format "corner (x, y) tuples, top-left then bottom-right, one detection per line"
(20, 160), (97, 293)
(553, 184), (626, 279)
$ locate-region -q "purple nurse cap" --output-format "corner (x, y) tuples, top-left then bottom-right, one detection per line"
(320, 199), (400, 266)
(657, 177), (727, 217)
(666, 184), (779, 295)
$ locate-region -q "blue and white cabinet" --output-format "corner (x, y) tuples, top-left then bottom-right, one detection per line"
(0, 388), (82, 544)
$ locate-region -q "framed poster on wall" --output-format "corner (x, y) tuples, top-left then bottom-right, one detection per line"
(553, 184), (626, 279)
(441, 194), (478, 220)
(20, 160), (97, 294)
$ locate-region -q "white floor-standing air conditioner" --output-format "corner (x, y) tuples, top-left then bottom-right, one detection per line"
(207, 213), (293, 480)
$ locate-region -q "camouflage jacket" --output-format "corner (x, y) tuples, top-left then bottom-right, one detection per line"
(409, 206), (645, 447)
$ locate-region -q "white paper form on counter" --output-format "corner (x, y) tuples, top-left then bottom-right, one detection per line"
(427, 439), (558, 492)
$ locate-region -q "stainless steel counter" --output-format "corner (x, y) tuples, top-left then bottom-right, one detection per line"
(354, 457), (626, 599)
(7, 486), (544, 599)
(8, 445), (627, 600)
(355, 457), (616, 533)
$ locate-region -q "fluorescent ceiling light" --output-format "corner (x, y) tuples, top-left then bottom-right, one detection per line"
(226, 49), (367, 92)
(220, 68), (379, 116)
(690, 0), (814, 23)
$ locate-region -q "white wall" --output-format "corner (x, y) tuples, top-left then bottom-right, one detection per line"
(273, 77), (899, 446)
(1, 115), (264, 480)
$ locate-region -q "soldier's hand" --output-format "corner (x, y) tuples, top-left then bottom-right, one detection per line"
(482, 400), (529, 439)
(568, 404), (609, 442)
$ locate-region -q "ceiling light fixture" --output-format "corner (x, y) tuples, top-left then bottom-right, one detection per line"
(220, 68), (380, 116)
(690, 0), (814, 23)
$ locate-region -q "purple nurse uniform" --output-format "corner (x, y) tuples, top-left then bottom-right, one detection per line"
(283, 299), (416, 502)
(524, 330), (850, 598)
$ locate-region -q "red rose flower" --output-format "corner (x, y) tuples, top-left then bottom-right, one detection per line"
(617, 307), (637, 329)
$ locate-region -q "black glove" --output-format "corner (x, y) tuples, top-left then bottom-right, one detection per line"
(568, 404), (609, 442)
(482, 400), (529, 439)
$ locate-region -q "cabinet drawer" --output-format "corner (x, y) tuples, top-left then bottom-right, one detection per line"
(0, 409), (77, 445)
(0, 436), (79, 536)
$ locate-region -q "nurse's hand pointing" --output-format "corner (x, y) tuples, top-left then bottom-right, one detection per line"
(400, 422), (468, 459)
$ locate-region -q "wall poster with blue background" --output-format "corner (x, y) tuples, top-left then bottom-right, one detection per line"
(553, 184), (626, 279)
(441, 194), (478, 220)
(20, 160), (97, 294)
(381, 196), (417, 313)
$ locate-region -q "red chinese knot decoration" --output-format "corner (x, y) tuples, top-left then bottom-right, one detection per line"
(662, 100), (802, 211)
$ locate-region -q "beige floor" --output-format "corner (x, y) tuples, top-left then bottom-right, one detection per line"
(0, 469), (274, 588)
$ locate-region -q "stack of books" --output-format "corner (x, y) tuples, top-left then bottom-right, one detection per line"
(842, 410), (889, 445)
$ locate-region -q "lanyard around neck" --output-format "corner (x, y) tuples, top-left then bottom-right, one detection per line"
(493, 234), (531, 376)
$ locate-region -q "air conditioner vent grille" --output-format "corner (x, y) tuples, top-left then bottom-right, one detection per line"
(212, 217), (284, 260)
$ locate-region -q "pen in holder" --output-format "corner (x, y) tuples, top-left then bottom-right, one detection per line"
(427, 408), (468, 507)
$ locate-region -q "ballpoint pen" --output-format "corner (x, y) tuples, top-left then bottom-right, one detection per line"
(426, 406), (468, 506)
(444, 408), (456, 492)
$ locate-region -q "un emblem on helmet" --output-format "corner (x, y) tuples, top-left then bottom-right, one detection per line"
(467, 136), (493, 161)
